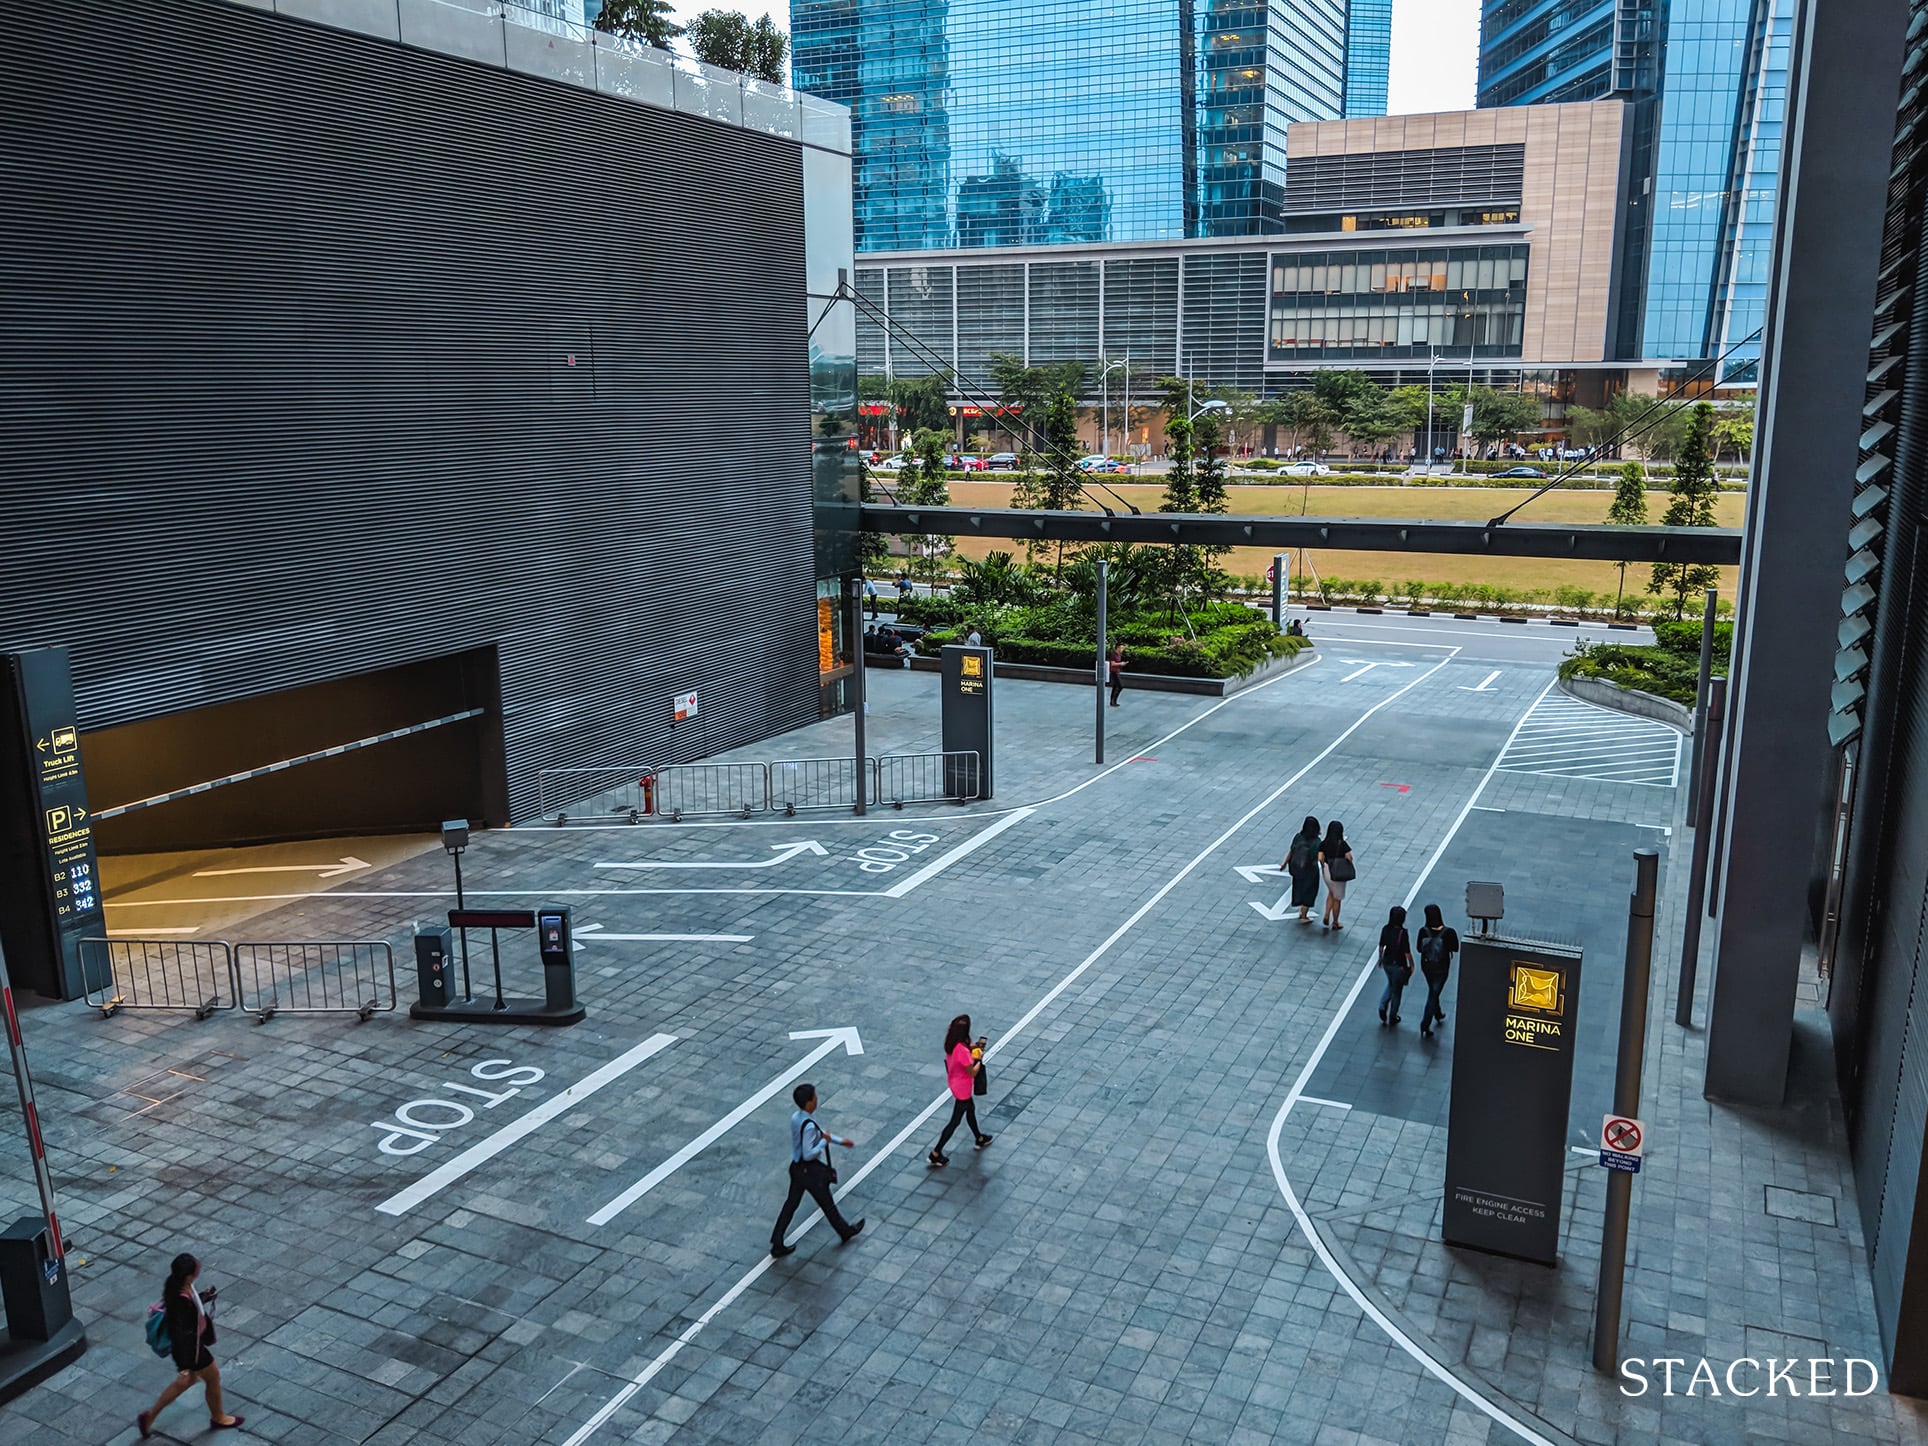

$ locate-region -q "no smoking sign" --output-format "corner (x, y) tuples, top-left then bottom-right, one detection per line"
(1599, 1114), (1645, 1173)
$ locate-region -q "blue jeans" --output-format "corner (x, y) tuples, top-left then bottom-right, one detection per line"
(1379, 968), (1407, 1021)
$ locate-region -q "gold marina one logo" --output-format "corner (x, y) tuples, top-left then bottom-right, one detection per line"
(1504, 963), (1565, 1051)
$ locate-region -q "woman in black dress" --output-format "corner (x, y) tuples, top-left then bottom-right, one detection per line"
(1280, 815), (1323, 923)
(138, 1253), (243, 1437)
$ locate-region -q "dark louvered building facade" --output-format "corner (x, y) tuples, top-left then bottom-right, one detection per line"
(0, 0), (857, 845)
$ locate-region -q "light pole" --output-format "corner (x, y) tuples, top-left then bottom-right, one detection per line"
(1100, 357), (1127, 457)
(1425, 349), (1439, 467)
(1187, 398), (1229, 424)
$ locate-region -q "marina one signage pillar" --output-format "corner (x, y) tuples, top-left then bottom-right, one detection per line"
(1442, 934), (1585, 1265)
(940, 645), (994, 801)
(0, 649), (107, 1001)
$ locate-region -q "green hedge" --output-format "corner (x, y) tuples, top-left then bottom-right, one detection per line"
(1564, 617), (1733, 703)
(913, 618), (1307, 679)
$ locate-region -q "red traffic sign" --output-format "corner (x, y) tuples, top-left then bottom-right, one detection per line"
(1602, 1116), (1642, 1154)
(1599, 1114), (1645, 1172)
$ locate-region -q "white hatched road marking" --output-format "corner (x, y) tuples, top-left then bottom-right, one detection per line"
(1495, 695), (1681, 787)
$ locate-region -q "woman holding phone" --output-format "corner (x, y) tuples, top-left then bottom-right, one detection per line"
(928, 1014), (994, 1166)
(138, 1252), (243, 1437)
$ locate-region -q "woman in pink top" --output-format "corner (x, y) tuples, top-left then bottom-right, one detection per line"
(927, 1013), (994, 1166)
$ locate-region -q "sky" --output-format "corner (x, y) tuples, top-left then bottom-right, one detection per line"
(1388, 0), (1480, 114)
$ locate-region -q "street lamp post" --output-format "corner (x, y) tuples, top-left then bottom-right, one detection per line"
(1100, 357), (1127, 457)
(1426, 349), (1439, 468)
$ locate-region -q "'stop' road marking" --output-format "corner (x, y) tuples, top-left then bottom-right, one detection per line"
(375, 1034), (677, 1217)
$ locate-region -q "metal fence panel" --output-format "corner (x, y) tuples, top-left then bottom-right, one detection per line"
(874, 751), (981, 806)
(234, 941), (397, 1022)
(654, 762), (768, 820)
(80, 939), (236, 1018)
(537, 768), (650, 822)
(769, 756), (861, 813)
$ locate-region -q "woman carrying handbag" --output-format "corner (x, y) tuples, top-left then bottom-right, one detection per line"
(1376, 905), (1415, 1027)
(1318, 820), (1355, 930)
(928, 1014), (993, 1167)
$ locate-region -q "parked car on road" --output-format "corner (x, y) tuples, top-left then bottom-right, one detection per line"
(873, 455), (908, 471)
(1283, 461), (1331, 477)
(946, 453), (988, 471)
(985, 452), (1021, 470)
(1075, 455), (1124, 473)
(1492, 466), (1545, 479)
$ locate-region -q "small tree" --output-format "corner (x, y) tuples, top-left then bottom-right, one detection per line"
(1155, 414), (1198, 612)
(744, 15), (788, 83)
(887, 375), (950, 435)
(1649, 403), (1721, 619)
(1468, 388), (1542, 454)
(1191, 410), (1233, 597)
(1012, 388), (1085, 574)
(1606, 460), (1649, 617)
(595, 0), (681, 49)
(686, 10), (789, 82)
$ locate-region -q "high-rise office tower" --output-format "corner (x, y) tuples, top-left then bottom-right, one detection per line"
(1344, 0), (1393, 117)
(1479, 0), (1792, 378)
(792, 0), (1349, 251)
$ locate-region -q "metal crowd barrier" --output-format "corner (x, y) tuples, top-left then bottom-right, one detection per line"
(233, 941), (397, 1023)
(653, 762), (768, 821)
(537, 768), (651, 823)
(874, 751), (982, 807)
(80, 939), (236, 1019)
(770, 756), (862, 814)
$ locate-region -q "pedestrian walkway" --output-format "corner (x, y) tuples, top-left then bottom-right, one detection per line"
(1495, 693), (1681, 787)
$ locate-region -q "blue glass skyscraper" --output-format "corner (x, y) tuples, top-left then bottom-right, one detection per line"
(1479, 0), (1789, 375)
(792, 0), (1349, 251)
(1344, 0), (1393, 117)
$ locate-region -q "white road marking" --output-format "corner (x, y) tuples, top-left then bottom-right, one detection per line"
(105, 927), (199, 937)
(1460, 670), (1502, 692)
(1495, 694), (1682, 787)
(1265, 677), (1564, 1446)
(375, 1034), (678, 1217)
(587, 1028), (863, 1227)
(192, 856), (369, 878)
(1298, 1096), (1353, 1112)
(560, 647), (1464, 1446)
(884, 807), (1037, 897)
(594, 841), (828, 871)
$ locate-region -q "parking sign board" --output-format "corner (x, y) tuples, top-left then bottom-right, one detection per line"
(1599, 1114), (1644, 1173)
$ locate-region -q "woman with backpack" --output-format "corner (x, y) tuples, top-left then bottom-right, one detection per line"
(1279, 815), (1323, 923)
(1376, 905), (1415, 1027)
(138, 1252), (243, 1437)
(1416, 903), (1461, 1038)
(1317, 820), (1355, 930)
(928, 1013), (993, 1167)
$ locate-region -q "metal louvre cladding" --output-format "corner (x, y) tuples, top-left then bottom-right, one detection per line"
(1, 0), (822, 822)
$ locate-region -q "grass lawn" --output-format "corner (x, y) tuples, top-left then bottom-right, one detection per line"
(928, 483), (1744, 601)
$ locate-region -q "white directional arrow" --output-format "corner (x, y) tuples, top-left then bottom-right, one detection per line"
(587, 1026), (864, 1226)
(1233, 863), (1304, 920)
(193, 856), (369, 878)
(593, 841), (829, 872)
(1337, 658), (1416, 682)
(570, 923), (755, 952)
(1460, 670), (1503, 692)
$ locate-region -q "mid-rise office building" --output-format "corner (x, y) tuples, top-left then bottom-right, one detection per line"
(1479, 0), (1792, 379)
(792, 0), (1350, 251)
(854, 103), (1629, 414)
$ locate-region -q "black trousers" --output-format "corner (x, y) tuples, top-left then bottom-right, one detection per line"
(1109, 673), (1123, 704)
(772, 1159), (854, 1246)
(934, 1095), (981, 1152)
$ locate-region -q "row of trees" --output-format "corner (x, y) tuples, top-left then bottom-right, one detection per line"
(859, 360), (1757, 467)
(1603, 400), (1724, 618)
(592, 1), (788, 84)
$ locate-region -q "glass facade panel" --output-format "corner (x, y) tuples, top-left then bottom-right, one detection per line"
(1344, 0), (1392, 117)
(796, 0), (1345, 251)
(1103, 256), (1181, 372)
(1027, 261), (1100, 363)
(955, 264), (1027, 379)
(885, 265), (954, 374)
(1266, 243), (1529, 361)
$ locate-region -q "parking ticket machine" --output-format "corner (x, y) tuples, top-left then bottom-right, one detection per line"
(537, 908), (575, 1012)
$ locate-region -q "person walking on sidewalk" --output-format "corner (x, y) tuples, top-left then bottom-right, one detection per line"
(1417, 904), (1460, 1038)
(771, 1083), (864, 1257)
(1376, 905), (1414, 1027)
(1318, 820), (1354, 930)
(1108, 644), (1126, 707)
(137, 1253), (243, 1438)
(1280, 815), (1322, 923)
(928, 1014), (993, 1166)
